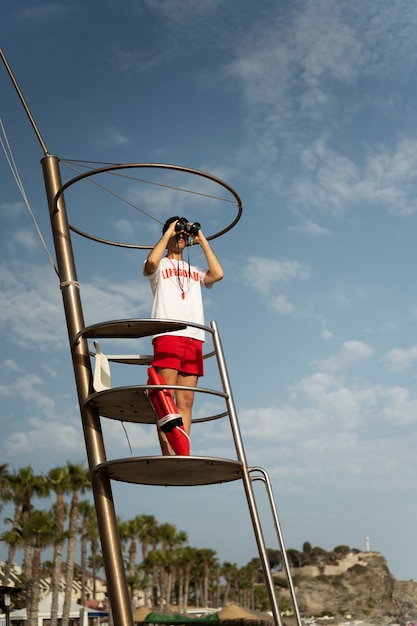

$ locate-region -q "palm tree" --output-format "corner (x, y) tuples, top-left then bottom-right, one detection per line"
(221, 561), (238, 605)
(0, 464), (12, 584)
(0, 463), (10, 502)
(137, 515), (160, 606)
(119, 516), (141, 582)
(86, 512), (100, 598)
(117, 514), (160, 608)
(21, 508), (56, 626)
(137, 514), (159, 562)
(3, 467), (48, 606)
(0, 524), (25, 585)
(211, 560), (221, 610)
(78, 500), (95, 605)
(20, 467), (49, 575)
(195, 548), (217, 608)
(172, 546), (196, 612)
(183, 546), (198, 611)
(157, 523), (187, 609)
(136, 518), (164, 608)
(143, 549), (166, 611)
(237, 561), (258, 609)
(47, 464), (71, 626)
(118, 515), (142, 604)
(61, 462), (91, 626)
(190, 553), (203, 607)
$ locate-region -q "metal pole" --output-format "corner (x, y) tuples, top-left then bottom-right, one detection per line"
(41, 155), (134, 626)
(0, 48), (49, 156)
(210, 321), (283, 626)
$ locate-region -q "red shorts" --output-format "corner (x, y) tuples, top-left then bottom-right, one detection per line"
(152, 335), (204, 377)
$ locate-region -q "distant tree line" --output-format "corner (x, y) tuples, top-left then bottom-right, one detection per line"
(0, 463), (359, 625)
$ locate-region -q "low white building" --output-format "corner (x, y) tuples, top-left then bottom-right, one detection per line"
(4, 592), (108, 626)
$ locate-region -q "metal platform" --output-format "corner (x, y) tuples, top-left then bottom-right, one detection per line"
(84, 386), (156, 423)
(95, 456), (244, 486)
(75, 319), (187, 340)
(84, 385), (229, 424)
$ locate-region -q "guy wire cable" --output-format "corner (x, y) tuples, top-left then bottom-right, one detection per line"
(0, 48), (49, 157)
(0, 118), (59, 276)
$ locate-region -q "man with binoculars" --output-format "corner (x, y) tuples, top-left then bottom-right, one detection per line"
(144, 216), (224, 455)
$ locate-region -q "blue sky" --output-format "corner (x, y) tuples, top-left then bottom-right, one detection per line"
(1, 0), (417, 583)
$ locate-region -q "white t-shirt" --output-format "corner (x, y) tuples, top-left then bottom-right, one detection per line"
(144, 257), (210, 341)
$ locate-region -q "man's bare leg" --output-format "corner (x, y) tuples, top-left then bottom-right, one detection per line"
(175, 372), (198, 434)
(155, 368), (197, 455)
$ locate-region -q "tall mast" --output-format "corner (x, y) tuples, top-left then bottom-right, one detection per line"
(41, 155), (134, 626)
(1, 47), (134, 626)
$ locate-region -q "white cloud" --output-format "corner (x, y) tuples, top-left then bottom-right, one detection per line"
(271, 294), (294, 315)
(379, 386), (417, 424)
(0, 263), (65, 346)
(114, 219), (135, 240)
(0, 261), (150, 348)
(3, 359), (19, 372)
(0, 202), (25, 219)
(235, 359), (417, 492)
(322, 328), (333, 340)
(13, 229), (39, 253)
(378, 322), (398, 334)
(101, 419), (157, 455)
(3, 415), (83, 458)
(296, 139), (360, 216)
(289, 372), (370, 426)
(318, 340), (374, 372)
(226, 0), (363, 113)
(4, 372), (57, 417)
(287, 220), (332, 237)
(98, 127), (130, 148)
(362, 139), (417, 216)
(221, 1), (417, 224)
(82, 278), (150, 325)
(382, 345), (417, 373)
(328, 283), (352, 309)
(315, 314), (334, 340)
(246, 256), (310, 294)
(294, 0), (364, 84)
(293, 137), (417, 218)
(237, 393), (417, 492)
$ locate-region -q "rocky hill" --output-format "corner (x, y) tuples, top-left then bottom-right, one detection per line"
(274, 551), (417, 625)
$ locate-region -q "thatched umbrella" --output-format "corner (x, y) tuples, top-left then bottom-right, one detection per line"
(133, 606), (152, 622)
(218, 602), (261, 621)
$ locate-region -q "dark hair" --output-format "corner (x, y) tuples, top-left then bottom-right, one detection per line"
(162, 216), (179, 233)
(162, 216), (189, 234)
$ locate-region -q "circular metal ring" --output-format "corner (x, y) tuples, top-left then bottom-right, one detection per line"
(54, 162), (243, 249)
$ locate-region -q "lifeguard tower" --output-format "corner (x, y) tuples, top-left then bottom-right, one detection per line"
(1, 49), (302, 626)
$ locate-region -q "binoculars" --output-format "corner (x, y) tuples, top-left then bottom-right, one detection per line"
(175, 218), (201, 236)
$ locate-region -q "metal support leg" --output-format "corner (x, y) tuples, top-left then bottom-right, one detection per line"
(249, 467), (302, 626)
(41, 156), (134, 626)
(211, 321), (284, 626)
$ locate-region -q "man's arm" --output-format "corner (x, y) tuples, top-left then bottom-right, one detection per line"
(193, 230), (224, 286)
(144, 221), (177, 275)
